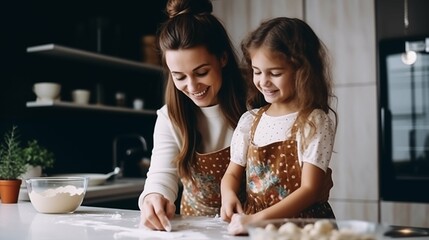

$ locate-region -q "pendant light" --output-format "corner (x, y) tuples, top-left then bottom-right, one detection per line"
(401, 0), (429, 65)
(401, 0), (417, 65)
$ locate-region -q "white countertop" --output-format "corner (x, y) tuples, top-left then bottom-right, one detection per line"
(1, 202), (427, 240)
(0, 202), (245, 240)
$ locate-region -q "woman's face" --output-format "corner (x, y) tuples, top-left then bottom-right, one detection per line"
(250, 47), (298, 113)
(165, 46), (226, 107)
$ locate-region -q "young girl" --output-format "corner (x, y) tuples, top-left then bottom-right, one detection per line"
(220, 17), (338, 235)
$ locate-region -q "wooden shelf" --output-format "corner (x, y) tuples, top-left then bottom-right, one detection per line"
(26, 44), (164, 74)
(26, 100), (157, 116)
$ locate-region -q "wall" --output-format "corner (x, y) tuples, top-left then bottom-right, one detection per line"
(306, 0), (379, 222)
(212, 0), (303, 57)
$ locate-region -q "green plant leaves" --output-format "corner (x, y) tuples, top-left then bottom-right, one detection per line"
(0, 126), (27, 180)
(0, 126), (55, 180)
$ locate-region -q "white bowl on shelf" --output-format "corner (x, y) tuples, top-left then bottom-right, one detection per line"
(33, 82), (61, 102)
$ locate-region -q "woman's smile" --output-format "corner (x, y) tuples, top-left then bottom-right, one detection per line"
(190, 86), (209, 97)
(166, 46), (225, 107)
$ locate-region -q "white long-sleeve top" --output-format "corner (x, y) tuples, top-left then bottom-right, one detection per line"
(139, 104), (234, 204)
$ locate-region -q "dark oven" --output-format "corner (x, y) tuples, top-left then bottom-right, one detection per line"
(379, 36), (429, 203)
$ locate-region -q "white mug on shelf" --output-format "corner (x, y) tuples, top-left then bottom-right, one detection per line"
(72, 89), (91, 105)
(133, 98), (144, 110)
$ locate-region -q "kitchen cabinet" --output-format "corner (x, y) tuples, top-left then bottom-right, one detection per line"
(0, 1), (169, 208)
(26, 100), (157, 116)
(27, 44), (163, 74)
(22, 42), (164, 178)
(25, 43), (164, 116)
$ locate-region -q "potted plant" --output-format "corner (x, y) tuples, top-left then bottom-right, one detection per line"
(21, 139), (55, 179)
(0, 126), (55, 203)
(0, 126), (27, 203)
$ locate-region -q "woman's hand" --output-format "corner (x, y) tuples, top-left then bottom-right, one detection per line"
(139, 193), (176, 231)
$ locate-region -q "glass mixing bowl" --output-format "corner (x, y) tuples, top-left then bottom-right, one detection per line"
(25, 177), (88, 214)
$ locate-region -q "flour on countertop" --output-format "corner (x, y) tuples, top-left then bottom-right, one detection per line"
(110, 213), (122, 220)
(57, 214), (229, 239)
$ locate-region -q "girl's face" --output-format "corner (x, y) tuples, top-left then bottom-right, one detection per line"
(165, 46), (226, 107)
(250, 47), (298, 113)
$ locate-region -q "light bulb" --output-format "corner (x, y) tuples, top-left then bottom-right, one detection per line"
(401, 51), (417, 65)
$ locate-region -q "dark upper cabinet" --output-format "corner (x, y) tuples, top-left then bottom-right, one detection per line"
(3, 0), (169, 116)
(1, 0), (168, 176)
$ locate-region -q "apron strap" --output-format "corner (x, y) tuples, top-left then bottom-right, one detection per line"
(249, 105), (270, 142)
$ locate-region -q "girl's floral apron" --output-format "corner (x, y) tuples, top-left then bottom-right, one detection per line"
(244, 106), (335, 218)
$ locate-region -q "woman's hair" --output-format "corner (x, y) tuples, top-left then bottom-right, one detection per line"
(241, 17), (337, 150)
(158, 0), (247, 181)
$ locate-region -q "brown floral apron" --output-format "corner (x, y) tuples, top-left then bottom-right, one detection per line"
(180, 147), (231, 216)
(244, 106), (335, 218)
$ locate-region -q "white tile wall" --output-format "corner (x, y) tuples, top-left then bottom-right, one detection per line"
(331, 85), (379, 201)
(330, 200), (379, 222)
(305, 0), (376, 86)
(213, 0), (303, 55)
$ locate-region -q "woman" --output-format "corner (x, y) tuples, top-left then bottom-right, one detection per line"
(139, 0), (333, 232)
(139, 0), (247, 231)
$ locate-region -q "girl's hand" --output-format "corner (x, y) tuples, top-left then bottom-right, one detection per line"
(318, 167), (334, 202)
(220, 195), (243, 222)
(139, 193), (176, 231)
(227, 213), (252, 235)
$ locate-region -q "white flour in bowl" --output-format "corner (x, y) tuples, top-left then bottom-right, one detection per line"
(29, 185), (85, 214)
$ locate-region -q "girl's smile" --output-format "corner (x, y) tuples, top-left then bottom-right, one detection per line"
(261, 88), (279, 96)
(250, 47), (298, 114)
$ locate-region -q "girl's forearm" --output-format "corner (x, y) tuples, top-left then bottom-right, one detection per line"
(255, 185), (320, 220)
(221, 162), (245, 194)
(252, 163), (326, 220)
(221, 173), (241, 195)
